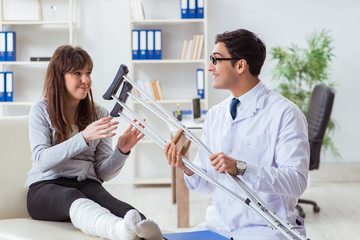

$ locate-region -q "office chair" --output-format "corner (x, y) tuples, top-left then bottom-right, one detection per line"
(296, 84), (335, 218)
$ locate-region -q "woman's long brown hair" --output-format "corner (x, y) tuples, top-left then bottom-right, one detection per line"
(43, 45), (97, 144)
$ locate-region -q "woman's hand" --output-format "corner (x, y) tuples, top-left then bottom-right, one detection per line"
(82, 116), (118, 143)
(117, 120), (145, 154)
(164, 143), (194, 176)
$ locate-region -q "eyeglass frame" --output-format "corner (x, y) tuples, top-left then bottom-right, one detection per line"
(209, 55), (243, 65)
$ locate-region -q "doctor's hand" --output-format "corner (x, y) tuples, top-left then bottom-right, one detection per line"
(82, 116), (118, 143)
(117, 120), (145, 154)
(164, 143), (194, 176)
(209, 152), (238, 176)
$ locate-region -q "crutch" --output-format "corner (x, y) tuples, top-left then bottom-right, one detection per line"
(103, 64), (310, 240)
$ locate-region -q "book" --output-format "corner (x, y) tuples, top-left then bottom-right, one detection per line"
(151, 80), (160, 100)
(155, 80), (163, 100)
(180, 39), (189, 60)
(130, 0), (145, 20)
(186, 39), (193, 60)
(163, 230), (230, 240)
(195, 33), (204, 59)
(189, 34), (197, 59)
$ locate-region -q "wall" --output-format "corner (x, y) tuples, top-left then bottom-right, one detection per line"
(20, 0), (360, 182)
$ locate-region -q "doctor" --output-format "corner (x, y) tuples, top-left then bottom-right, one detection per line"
(164, 29), (309, 239)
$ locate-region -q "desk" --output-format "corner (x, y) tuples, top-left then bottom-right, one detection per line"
(171, 121), (202, 228)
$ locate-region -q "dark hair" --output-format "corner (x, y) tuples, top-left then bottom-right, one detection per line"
(215, 29), (266, 76)
(43, 45), (96, 144)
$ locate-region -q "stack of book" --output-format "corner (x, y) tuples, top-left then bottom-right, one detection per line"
(180, 0), (204, 19)
(0, 31), (16, 61)
(135, 79), (164, 100)
(0, 72), (13, 102)
(180, 33), (204, 60)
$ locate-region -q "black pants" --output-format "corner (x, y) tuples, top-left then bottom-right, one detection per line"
(27, 177), (146, 221)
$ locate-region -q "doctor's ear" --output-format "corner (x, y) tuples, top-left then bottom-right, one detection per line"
(236, 59), (247, 73)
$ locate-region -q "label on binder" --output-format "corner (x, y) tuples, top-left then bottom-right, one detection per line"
(132, 30), (140, 60)
(154, 30), (162, 59)
(5, 72), (13, 102)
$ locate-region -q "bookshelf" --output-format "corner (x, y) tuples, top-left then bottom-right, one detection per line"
(0, 0), (77, 116)
(128, 0), (208, 185)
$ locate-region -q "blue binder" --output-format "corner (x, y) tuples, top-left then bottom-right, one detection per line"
(180, 0), (189, 19)
(6, 31), (15, 61)
(163, 230), (229, 240)
(188, 0), (196, 18)
(132, 30), (140, 60)
(147, 30), (155, 59)
(0, 72), (5, 102)
(196, 68), (204, 99)
(197, 0), (204, 18)
(5, 72), (13, 102)
(154, 29), (162, 59)
(139, 30), (147, 59)
(0, 32), (6, 61)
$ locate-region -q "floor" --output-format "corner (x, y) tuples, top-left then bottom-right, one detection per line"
(104, 163), (360, 240)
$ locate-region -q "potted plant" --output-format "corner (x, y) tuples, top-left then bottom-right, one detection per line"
(270, 29), (340, 159)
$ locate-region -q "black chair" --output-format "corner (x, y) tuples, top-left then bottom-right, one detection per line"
(296, 84), (335, 218)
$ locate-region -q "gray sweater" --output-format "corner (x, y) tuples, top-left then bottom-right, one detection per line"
(25, 99), (128, 187)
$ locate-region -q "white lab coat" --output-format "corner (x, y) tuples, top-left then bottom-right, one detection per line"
(184, 82), (309, 239)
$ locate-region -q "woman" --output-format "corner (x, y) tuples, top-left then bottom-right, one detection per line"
(25, 45), (162, 240)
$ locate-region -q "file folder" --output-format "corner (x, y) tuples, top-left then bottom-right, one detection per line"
(132, 30), (140, 60)
(6, 31), (15, 61)
(197, 0), (204, 18)
(180, 0), (188, 19)
(163, 230), (229, 240)
(188, 0), (196, 18)
(0, 72), (5, 102)
(139, 30), (147, 59)
(5, 72), (13, 102)
(147, 30), (155, 59)
(154, 29), (162, 59)
(196, 68), (204, 99)
(0, 32), (6, 61)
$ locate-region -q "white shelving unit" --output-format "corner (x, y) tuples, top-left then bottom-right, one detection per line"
(128, 0), (208, 185)
(0, 0), (77, 116)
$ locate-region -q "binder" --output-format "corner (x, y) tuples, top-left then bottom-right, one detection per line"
(147, 30), (155, 59)
(163, 230), (229, 240)
(132, 30), (140, 60)
(0, 32), (6, 61)
(139, 30), (147, 59)
(154, 29), (162, 59)
(180, 0), (188, 19)
(0, 72), (5, 102)
(5, 72), (13, 102)
(188, 0), (196, 18)
(196, 68), (204, 99)
(6, 31), (15, 61)
(197, 0), (204, 18)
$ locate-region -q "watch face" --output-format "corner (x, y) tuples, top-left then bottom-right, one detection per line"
(237, 161), (246, 170)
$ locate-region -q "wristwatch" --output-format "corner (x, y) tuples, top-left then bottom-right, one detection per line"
(236, 160), (247, 176)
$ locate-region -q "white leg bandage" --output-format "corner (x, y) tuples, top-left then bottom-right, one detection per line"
(69, 198), (140, 240)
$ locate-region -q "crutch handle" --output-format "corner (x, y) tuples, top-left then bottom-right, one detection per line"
(180, 139), (191, 155)
(171, 129), (184, 145)
(110, 81), (133, 117)
(103, 64), (129, 100)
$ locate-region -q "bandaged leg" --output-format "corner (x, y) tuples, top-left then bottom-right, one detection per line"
(69, 198), (140, 240)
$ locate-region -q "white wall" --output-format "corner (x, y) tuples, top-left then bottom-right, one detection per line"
(16, 0), (360, 182)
